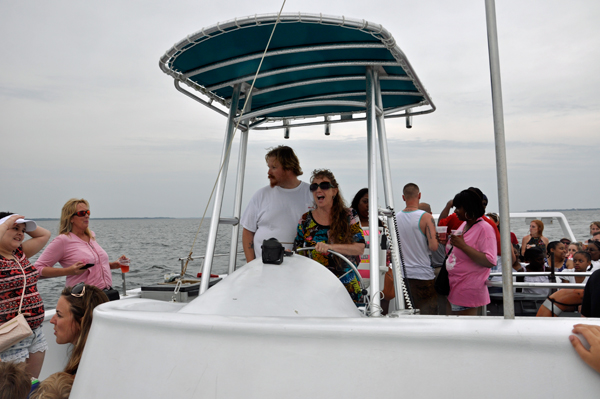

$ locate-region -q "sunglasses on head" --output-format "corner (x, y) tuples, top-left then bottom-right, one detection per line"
(71, 282), (86, 298)
(310, 182), (335, 192)
(72, 210), (90, 217)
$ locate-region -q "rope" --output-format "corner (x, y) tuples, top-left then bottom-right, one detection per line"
(382, 209), (414, 311)
(180, 0), (288, 278)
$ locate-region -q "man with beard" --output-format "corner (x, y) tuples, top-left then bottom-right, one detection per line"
(241, 146), (313, 262)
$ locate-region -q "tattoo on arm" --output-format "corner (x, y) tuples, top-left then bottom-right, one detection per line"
(249, 242), (254, 249)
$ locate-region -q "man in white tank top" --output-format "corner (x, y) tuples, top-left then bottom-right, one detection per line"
(395, 183), (439, 314)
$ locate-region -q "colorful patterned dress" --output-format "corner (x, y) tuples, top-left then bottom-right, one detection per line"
(0, 247), (45, 331)
(293, 208), (365, 300)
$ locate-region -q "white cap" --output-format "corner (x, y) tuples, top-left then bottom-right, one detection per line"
(0, 215), (37, 232)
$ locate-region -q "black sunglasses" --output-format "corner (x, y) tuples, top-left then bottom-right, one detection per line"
(72, 210), (90, 217)
(71, 282), (86, 297)
(309, 182), (335, 192)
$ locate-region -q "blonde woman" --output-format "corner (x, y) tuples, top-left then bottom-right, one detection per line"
(34, 199), (127, 291)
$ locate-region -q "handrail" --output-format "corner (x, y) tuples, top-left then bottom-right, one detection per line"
(296, 247), (365, 291)
(487, 281), (586, 289)
(489, 271), (593, 277)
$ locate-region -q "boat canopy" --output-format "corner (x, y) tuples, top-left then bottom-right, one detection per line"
(159, 13), (435, 125)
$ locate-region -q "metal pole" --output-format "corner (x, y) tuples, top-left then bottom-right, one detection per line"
(228, 91), (252, 274)
(485, 0), (514, 319)
(365, 66), (381, 317)
(200, 84), (242, 295)
(374, 73), (405, 311)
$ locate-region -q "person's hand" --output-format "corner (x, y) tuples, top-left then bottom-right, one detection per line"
(570, 324), (600, 374)
(68, 262), (86, 276)
(0, 214), (24, 231)
(446, 200), (453, 208)
(450, 234), (466, 250)
(4, 214), (24, 226)
(118, 255), (129, 263)
(315, 242), (331, 254)
(437, 232), (448, 246)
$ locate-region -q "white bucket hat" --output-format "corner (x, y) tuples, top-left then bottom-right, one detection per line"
(0, 215), (37, 232)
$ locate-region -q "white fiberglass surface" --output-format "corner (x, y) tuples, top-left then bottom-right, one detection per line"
(180, 255), (362, 318)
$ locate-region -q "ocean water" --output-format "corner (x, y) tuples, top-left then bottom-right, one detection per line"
(29, 210), (600, 308)
(30, 219), (244, 308)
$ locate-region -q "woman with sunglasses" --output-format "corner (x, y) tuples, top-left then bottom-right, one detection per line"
(35, 199), (128, 292)
(50, 283), (108, 375)
(0, 213), (51, 378)
(293, 169), (365, 301)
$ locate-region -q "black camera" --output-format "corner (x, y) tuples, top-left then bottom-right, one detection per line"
(261, 238), (285, 265)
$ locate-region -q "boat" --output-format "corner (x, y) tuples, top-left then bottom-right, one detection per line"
(37, 10), (600, 398)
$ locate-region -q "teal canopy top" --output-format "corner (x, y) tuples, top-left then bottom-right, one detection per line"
(159, 13), (435, 124)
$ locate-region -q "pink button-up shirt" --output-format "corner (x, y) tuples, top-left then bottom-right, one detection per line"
(35, 232), (113, 289)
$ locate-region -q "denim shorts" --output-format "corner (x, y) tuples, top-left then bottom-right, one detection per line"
(0, 326), (48, 363)
(450, 303), (473, 312)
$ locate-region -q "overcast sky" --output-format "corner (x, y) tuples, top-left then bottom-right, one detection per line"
(1, 0), (599, 219)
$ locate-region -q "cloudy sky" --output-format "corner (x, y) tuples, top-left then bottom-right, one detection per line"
(1, 0), (599, 219)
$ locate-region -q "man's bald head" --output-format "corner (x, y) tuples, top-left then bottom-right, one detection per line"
(418, 202), (432, 214)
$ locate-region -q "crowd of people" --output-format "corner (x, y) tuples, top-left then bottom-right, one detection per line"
(3, 144), (600, 394)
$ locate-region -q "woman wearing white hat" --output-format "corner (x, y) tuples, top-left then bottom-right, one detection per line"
(0, 212), (51, 378)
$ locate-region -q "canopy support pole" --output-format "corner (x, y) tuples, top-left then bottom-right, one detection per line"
(374, 72), (405, 311)
(485, 0), (514, 319)
(200, 84), (242, 295)
(228, 90), (253, 274)
(366, 66), (381, 317)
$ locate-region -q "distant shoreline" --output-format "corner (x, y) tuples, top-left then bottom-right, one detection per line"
(526, 208), (600, 212)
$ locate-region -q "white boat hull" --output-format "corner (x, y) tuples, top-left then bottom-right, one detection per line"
(39, 256), (600, 398)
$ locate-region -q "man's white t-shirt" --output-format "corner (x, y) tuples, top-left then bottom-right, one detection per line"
(241, 182), (313, 259)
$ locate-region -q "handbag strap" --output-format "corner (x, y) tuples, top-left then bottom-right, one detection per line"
(12, 256), (28, 315)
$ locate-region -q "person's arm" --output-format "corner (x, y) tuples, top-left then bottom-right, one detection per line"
(450, 234), (495, 269)
(242, 228), (256, 262)
(35, 236), (86, 277)
(521, 235), (530, 257)
(21, 225), (51, 259)
(39, 263), (86, 277)
(438, 200), (453, 224)
(314, 242), (365, 256)
(570, 324), (600, 374)
(421, 213), (439, 252)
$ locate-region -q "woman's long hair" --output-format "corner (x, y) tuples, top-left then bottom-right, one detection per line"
(59, 198), (92, 238)
(311, 169), (352, 244)
(61, 285), (108, 375)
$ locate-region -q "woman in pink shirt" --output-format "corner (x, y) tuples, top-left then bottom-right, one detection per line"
(34, 199), (127, 291)
(442, 188), (497, 316)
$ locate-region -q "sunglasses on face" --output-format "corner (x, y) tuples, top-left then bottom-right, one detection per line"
(71, 282), (86, 297)
(309, 182), (335, 192)
(72, 210), (90, 217)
